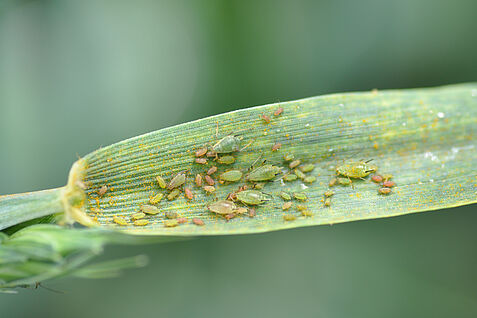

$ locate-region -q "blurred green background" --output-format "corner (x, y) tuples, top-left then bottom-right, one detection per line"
(1, 0), (476, 317)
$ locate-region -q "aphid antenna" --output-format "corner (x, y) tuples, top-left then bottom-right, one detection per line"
(249, 154), (264, 169)
(239, 138), (255, 152)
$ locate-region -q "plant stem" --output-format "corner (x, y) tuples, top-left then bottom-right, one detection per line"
(0, 188), (64, 231)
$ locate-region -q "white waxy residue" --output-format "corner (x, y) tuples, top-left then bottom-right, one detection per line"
(424, 151), (439, 162)
(437, 112), (445, 118)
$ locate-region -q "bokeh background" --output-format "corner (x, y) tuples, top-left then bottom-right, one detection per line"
(1, 0), (477, 317)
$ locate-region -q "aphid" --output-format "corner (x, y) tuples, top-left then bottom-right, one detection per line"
(324, 190), (334, 197)
(283, 214), (296, 221)
(217, 155), (235, 165)
(293, 192), (308, 201)
(260, 114), (271, 123)
(282, 202), (293, 210)
(192, 218), (205, 226)
(294, 169), (306, 180)
(252, 183), (264, 190)
(378, 187), (391, 195)
(156, 176), (167, 189)
(235, 207), (248, 214)
(329, 178), (338, 187)
(165, 211), (178, 219)
(371, 175), (383, 183)
(195, 158), (208, 165)
(324, 198), (331, 207)
(164, 219), (179, 227)
(207, 166), (218, 175)
(204, 175), (215, 186)
(208, 200), (237, 215)
(383, 180), (395, 188)
(212, 135), (242, 154)
(140, 204), (160, 215)
(249, 208), (256, 218)
(296, 204), (307, 211)
(206, 150), (217, 158)
(280, 191), (292, 201)
(134, 219), (149, 226)
(236, 190), (271, 205)
(338, 177), (351, 186)
(274, 107), (284, 116)
(195, 147), (208, 157)
(149, 193), (164, 204)
(177, 217), (187, 224)
(283, 174), (298, 182)
(283, 154), (295, 162)
(184, 187), (194, 200)
(98, 185), (108, 197)
(336, 160), (377, 179)
(382, 174), (393, 181)
(167, 171), (186, 190)
(247, 164), (281, 181)
(203, 185), (216, 194)
(131, 212), (146, 220)
(225, 213), (236, 221)
(195, 174), (203, 187)
(301, 209), (313, 217)
(113, 216), (127, 226)
(289, 160), (301, 169)
(272, 143), (282, 151)
(299, 164), (315, 173)
(304, 176), (316, 184)
(167, 189), (181, 201)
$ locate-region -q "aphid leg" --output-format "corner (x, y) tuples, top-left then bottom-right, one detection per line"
(249, 154), (263, 170)
(348, 176), (355, 189)
(365, 159), (374, 163)
(215, 121), (219, 137)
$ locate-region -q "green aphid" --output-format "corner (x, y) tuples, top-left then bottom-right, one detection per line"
(149, 193), (164, 204)
(296, 204), (308, 211)
(140, 204), (160, 215)
(134, 219), (149, 226)
(164, 219), (179, 227)
(336, 160), (377, 179)
(283, 154), (295, 162)
(283, 214), (296, 221)
(293, 192), (308, 201)
(338, 177), (351, 186)
(280, 191), (292, 201)
(294, 169), (306, 180)
(246, 164), (281, 181)
(212, 135), (242, 154)
(324, 198), (332, 207)
(217, 155), (236, 165)
(304, 176), (316, 184)
(283, 174), (298, 182)
(219, 170), (243, 182)
(165, 211), (178, 219)
(113, 216), (128, 226)
(236, 190), (271, 205)
(155, 176), (167, 189)
(324, 190), (334, 197)
(301, 209), (313, 217)
(167, 189), (181, 201)
(289, 159), (301, 169)
(208, 200), (237, 215)
(167, 171), (186, 190)
(254, 182), (265, 190)
(299, 164), (315, 173)
(131, 212), (146, 220)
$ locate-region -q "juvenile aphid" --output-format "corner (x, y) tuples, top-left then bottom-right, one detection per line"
(289, 160), (301, 169)
(260, 113), (271, 124)
(149, 193), (164, 204)
(131, 212), (146, 220)
(382, 174), (393, 181)
(272, 143), (282, 151)
(98, 185), (108, 197)
(165, 211), (178, 219)
(283, 214), (297, 221)
(324, 198), (332, 207)
(177, 217), (187, 224)
(195, 174), (203, 187)
(192, 218), (205, 226)
(301, 209), (313, 217)
(253, 182), (265, 190)
(207, 166), (218, 175)
(296, 204), (308, 211)
(280, 191), (292, 201)
(336, 160), (377, 179)
(304, 176), (316, 184)
(167, 189), (181, 201)
(283, 154), (295, 162)
(378, 187), (392, 195)
(282, 202), (293, 210)
(293, 192), (308, 201)
(236, 190), (271, 205)
(235, 207), (248, 214)
(217, 155), (236, 165)
(249, 208), (256, 218)
(371, 175), (383, 183)
(113, 216), (128, 226)
(155, 176), (167, 189)
(167, 171), (186, 190)
(164, 219), (179, 227)
(203, 185), (216, 194)
(206, 150), (217, 158)
(204, 175), (215, 186)
(212, 135), (242, 154)
(247, 164), (281, 181)
(184, 188), (194, 200)
(208, 200), (237, 215)
(338, 177), (351, 186)
(283, 174), (298, 182)
(140, 204), (160, 215)
(324, 190), (334, 197)
(329, 178), (338, 187)
(274, 107), (284, 116)
(294, 169), (306, 180)
(383, 180), (396, 188)
(299, 164), (315, 173)
(195, 147), (208, 157)
(134, 219), (149, 226)
(225, 213), (236, 221)
(195, 158), (208, 165)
